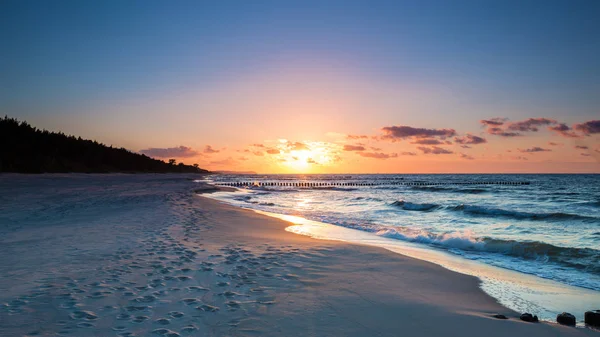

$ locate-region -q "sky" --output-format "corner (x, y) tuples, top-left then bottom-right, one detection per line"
(1, 0), (599, 173)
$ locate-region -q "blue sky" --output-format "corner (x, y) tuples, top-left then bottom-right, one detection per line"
(1, 0), (599, 172)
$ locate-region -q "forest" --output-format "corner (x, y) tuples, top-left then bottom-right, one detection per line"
(0, 116), (209, 173)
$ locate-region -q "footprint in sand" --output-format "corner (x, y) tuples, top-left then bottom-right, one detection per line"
(155, 317), (171, 325)
(196, 304), (219, 312)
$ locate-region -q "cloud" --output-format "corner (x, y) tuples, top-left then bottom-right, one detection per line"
(581, 153), (591, 157)
(358, 152), (398, 159)
(511, 156), (529, 161)
(574, 120), (600, 135)
(518, 147), (552, 153)
(548, 142), (562, 146)
(307, 158), (318, 164)
(203, 145), (220, 154)
(410, 138), (445, 145)
(575, 145), (589, 150)
(343, 144), (366, 151)
(370, 146), (382, 151)
(288, 142), (308, 151)
(548, 123), (580, 138)
(480, 118), (507, 126)
(482, 117), (557, 137)
(507, 118), (557, 132)
(454, 134), (487, 145)
(459, 153), (474, 160)
(251, 143), (265, 148)
(238, 156), (249, 161)
(401, 151), (417, 156)
(487, 127), (522, 137)
(139, 146), (199, 158)
(347, 134), (369, 140)
(252, 151), (264, 156)
(266, 148), (280, 154)
(380, 125), (456, 141)
(417, 146), (453, 154)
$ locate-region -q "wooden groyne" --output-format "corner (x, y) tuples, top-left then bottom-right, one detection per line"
(214, 181), (531, 187)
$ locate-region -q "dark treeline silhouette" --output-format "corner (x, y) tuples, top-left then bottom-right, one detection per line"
(0, 116), (209, 174)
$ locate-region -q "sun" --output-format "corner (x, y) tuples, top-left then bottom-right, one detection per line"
(285, 150), (312, 171)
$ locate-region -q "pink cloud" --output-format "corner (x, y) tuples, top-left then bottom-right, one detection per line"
(381, 125), (456, 141)
(417, 146), (453, 154)
(574, 120), (600, 135)
(343, 144), (366, 151)
(358, 152), (398, 159)
(454, 133), (487, 145)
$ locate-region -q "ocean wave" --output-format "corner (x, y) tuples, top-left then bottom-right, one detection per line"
(411, 186), (487, 194)
(449, 204), (596, 221)
(306, 186), (358, 191)
(578, 200), (600, 208)
(369, 226), (600, 274)
(390, 200), (440, 211)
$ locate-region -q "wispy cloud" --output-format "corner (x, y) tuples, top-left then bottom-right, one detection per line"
(380, 125), (456, 141)
(454, 133), (487, 145)
(417, 146), (453, 154)
(480, 118), (507, 126)
(343, 144), (366, 151)
(140, 146), (199, 158)
(203, 145), (220, 154)
(507, 118), (557, 132)
(518, 147), (551, 153)
(481, 117), (558, 137)
(358, 152), (398, 159)
(410, 138), (446, 145)
(346, 134), (369, 140)
(548, 123), (580, 138)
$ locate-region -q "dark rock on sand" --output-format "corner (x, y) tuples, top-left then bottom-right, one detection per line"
(520, 313), (538, 322)
(492, 314), (508, 319)
(584, 310), (600, 327)
(585, 310), (600, 327)
(557, 312), (576, 326)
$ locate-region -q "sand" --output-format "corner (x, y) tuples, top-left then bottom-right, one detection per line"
(1, 178), (597, 336)
(188, 193), (598, 336)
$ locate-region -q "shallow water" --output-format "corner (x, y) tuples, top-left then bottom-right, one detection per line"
(206, 173), (600, 323)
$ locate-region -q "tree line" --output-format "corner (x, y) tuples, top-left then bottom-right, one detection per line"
(0, 116), (209, 174)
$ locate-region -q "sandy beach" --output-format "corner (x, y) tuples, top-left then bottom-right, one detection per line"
(192, 189), (598, 336)
(1, 176), (597, 337)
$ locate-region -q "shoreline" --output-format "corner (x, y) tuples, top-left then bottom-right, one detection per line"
(196, 189), (599, 336)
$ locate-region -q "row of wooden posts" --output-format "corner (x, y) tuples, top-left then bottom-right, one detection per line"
(215, 181), (530, 187)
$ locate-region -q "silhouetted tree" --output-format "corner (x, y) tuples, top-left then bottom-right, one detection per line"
(0, 116), (210, 174)
(168, 159), (176, 165)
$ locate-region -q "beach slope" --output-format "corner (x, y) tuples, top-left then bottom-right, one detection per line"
(191, 194), (598, 336)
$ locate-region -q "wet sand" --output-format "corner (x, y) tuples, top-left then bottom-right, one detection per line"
(191, 193), (598, 336)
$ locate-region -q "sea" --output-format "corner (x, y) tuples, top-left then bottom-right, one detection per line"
(206, 173), (600, 322)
